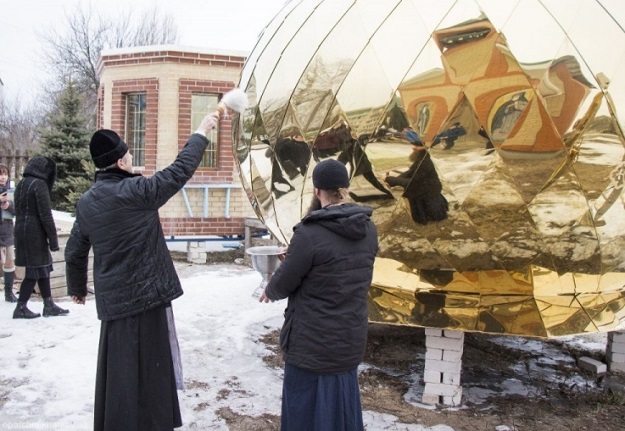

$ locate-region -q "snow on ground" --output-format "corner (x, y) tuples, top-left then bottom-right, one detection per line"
(0, 264), (459, 431)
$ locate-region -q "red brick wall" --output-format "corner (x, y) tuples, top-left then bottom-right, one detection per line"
(111, 78), (159, 176)
(100, 50), (245, 70)
(161, 217), (246, 237)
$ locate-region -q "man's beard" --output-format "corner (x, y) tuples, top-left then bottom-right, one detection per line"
(409, 148), (424, 163)
(307, 194), (322, 215)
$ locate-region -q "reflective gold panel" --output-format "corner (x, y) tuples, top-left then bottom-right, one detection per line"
(234, 0), (625, 337)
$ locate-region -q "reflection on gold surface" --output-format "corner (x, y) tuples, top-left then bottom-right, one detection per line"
(235, 1), (625, 337)
(368, 261), (625, 337)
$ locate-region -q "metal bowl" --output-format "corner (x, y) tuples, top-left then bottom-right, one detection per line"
(246, 245), (284, 278)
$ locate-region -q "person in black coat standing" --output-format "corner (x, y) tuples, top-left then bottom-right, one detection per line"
(13, 156), (67, 319)
(260, 159), (378, 431)
(65, 112), (218, 431)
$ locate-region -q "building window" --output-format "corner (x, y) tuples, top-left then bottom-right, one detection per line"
(191, 94), (219, 168)
(125, 93), (146, 166)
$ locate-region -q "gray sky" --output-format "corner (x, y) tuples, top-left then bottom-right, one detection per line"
(0, 0), (287, 105)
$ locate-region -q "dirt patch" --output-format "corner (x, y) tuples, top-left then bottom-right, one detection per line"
(216, 406), (281, 430)
(243, 324), (625, 431)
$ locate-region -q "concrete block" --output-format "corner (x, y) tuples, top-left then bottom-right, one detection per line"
(421, 393), (440, 405)
(425, 348), (443, 361)
(425, 359), (462, 374)
(608, 333), (625, 355)
(424, 382), (460, 397)
(426, 336), (464, 351)
(187, 249), (207, 263)
(425, 328), (443, 337)
(610, 352), (625, 364)
(442, 372), (461, 386)
(609, 331), (625, 345)
(443, 349), (463, 362)
(443, 392), (462, 406)
(578, 356), (607, 375)
(609, 342), (625, 355)
(443, 330), (465, 339)
(424, 370), (442, 384)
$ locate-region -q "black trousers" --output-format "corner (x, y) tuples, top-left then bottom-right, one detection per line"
(94, 305), (182, 431)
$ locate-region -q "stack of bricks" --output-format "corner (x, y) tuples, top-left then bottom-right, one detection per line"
(186, 241), (207, 264)
(422, 328), (464, 406)
(607, 331), (625, 373)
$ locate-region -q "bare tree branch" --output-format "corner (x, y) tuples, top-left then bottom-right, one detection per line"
(37, 4), (179, 121)
(0, 98), (43, 156)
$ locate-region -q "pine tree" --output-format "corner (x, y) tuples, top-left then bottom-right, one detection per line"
(39, 80), (93, 212)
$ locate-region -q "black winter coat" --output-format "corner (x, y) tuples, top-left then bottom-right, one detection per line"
(385, 148), (449, 224)
(385, 149), (442, 199)
(265, 203), (378, 374)
(14, 157), (59, 268)
(65, 134), (209, 321)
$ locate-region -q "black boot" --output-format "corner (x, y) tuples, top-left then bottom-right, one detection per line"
(43, 297), (69, 317)
(4, 270), (17, 303)
(13, 301), (41, 319)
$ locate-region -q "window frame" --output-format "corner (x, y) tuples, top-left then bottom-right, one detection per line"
(124, 92), (147, 167)
(191, 93), (220, 168)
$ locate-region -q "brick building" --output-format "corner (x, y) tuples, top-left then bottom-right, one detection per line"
(97, 45), (256, 238)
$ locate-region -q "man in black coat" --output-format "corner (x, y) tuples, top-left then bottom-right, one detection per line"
(65, 112), (218, 431)
(259, 159), (378, 431)
(385, 130), (449, 224)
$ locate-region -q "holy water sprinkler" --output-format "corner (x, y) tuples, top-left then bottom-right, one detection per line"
(215, 88), (248, 116)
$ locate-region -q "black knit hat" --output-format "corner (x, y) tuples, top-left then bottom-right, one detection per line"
(312, 159), (349, 190)
(90, 129), (129, 168)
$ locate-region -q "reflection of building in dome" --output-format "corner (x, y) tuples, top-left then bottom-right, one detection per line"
(398, 17), (594, 156)
(236, 1), (625, 337)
